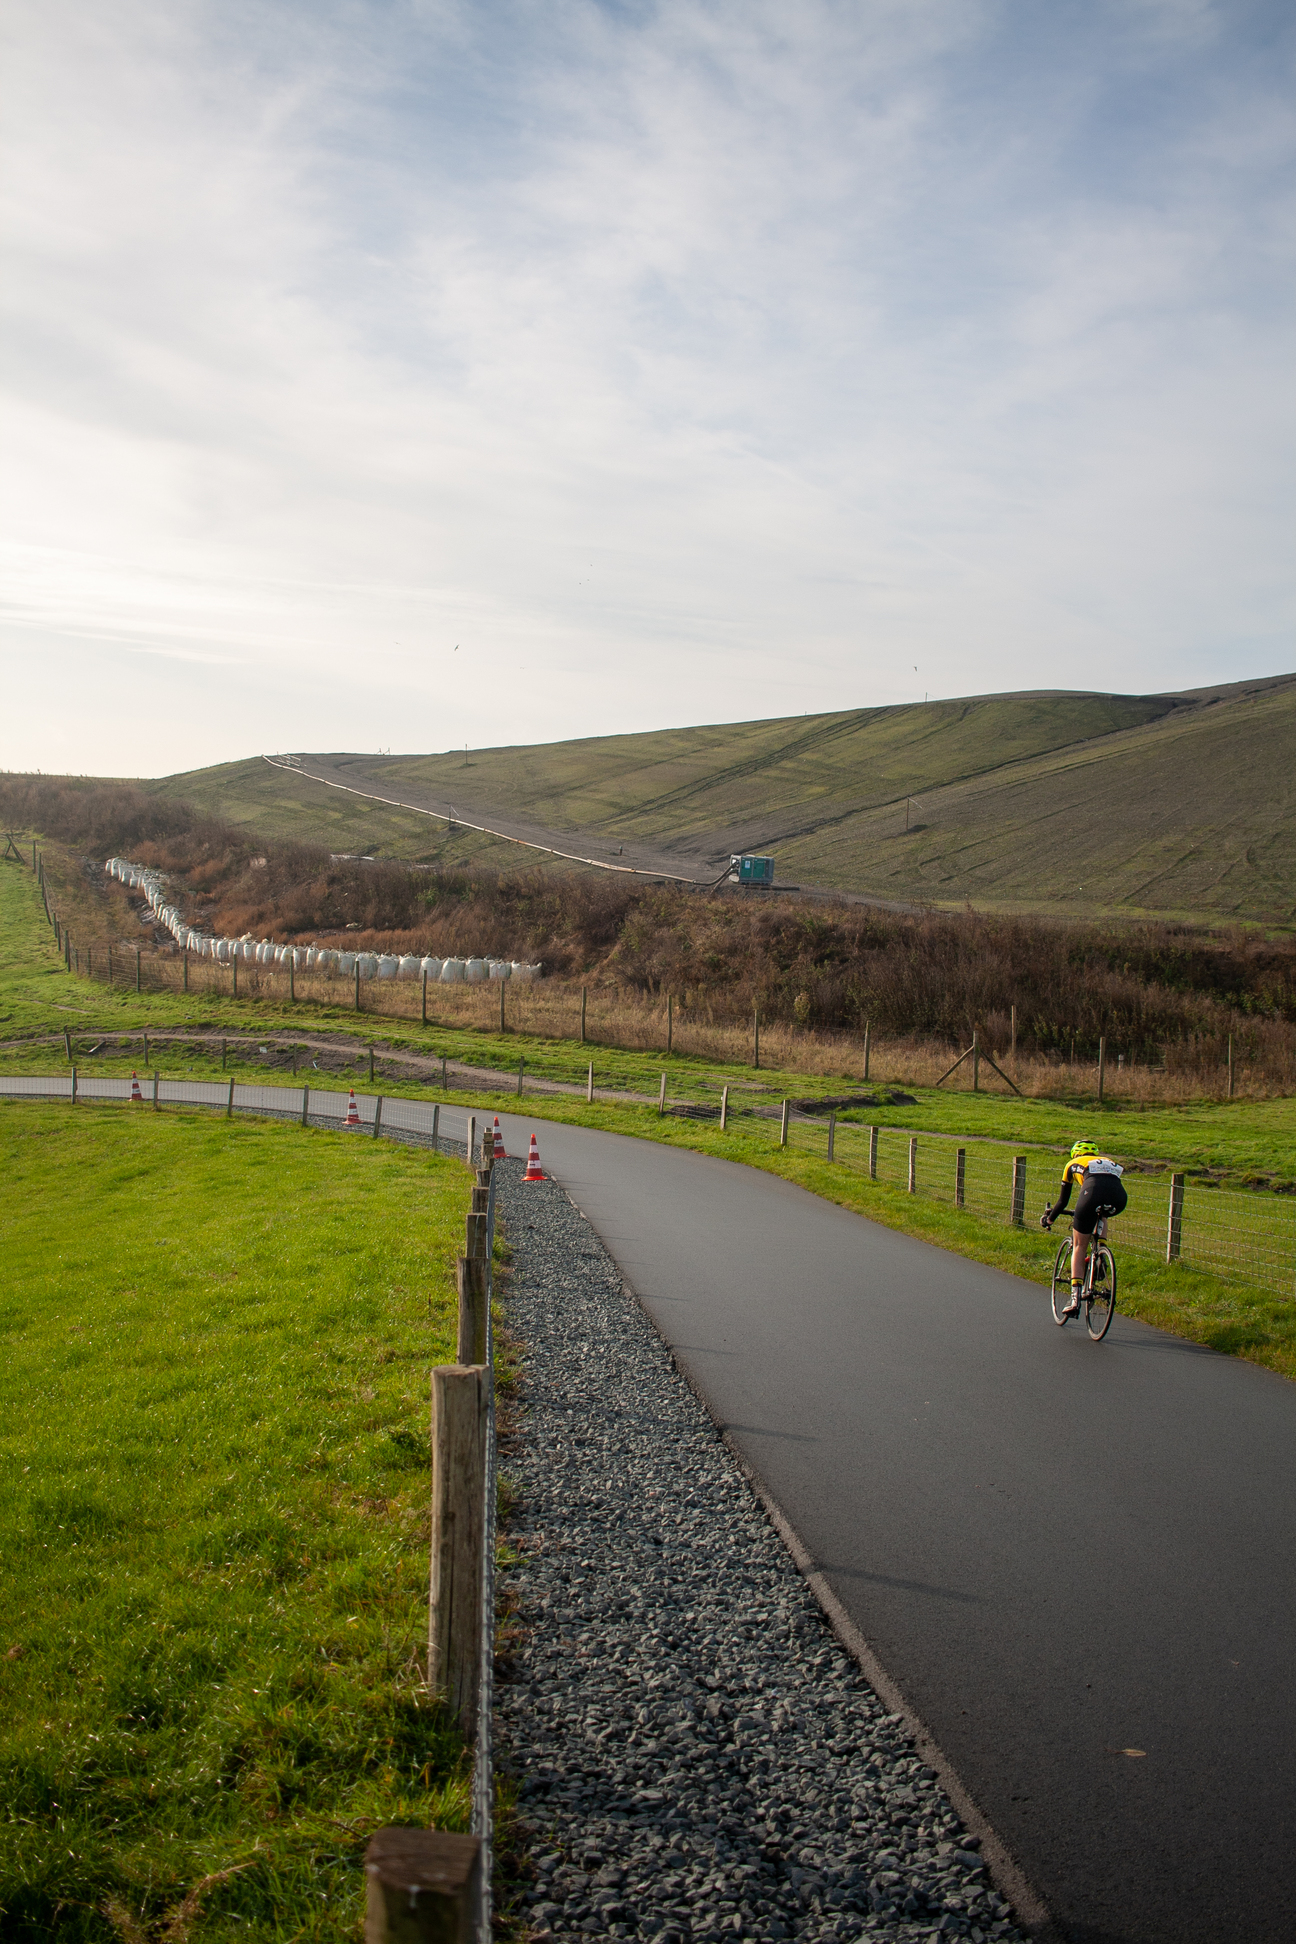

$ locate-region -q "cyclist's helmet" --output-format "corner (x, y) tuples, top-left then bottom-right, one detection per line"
(1070, 1140), (1099, 1160)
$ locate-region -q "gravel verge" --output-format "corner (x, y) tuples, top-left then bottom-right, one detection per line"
(494, 1159), (1025, 1944)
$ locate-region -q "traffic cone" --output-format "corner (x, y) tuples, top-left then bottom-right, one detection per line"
(344, 1087), (361, 1128)
(523, 1132), (544, 1182)
(129, 1070), (143, 1103)
(493, 1115), (506, 1161)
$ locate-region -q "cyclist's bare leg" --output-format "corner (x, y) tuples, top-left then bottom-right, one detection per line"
(1071, 1229), (1089, 1289)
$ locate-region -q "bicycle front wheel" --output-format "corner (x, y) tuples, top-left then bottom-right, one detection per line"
(1087, 1245), (1117, 1341)
(1051, 1240), (1073, 1325)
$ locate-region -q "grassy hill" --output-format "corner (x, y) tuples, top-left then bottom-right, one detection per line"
(145, 673), (1296, 922)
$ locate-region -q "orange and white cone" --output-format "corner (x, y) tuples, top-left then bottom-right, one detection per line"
(129, 1070), (143, 1103)
(493, 1115), (507, 1161)
(523, 1132), (544, 1182)
(344, 1087), (361, 1128)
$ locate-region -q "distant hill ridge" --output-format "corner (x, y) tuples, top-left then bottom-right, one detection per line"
(150, 672), (1296, 923)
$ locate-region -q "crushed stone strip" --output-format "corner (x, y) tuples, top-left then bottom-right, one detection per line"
(494, 1159), (1025, 1944)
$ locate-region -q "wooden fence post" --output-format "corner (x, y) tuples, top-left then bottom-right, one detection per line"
(143, 1032), (149, 1066)
(63, 1028), (72, 1062)
(456, 1257), (488, 1365)
(467, 1114), (476, 1164)
(465, 1209), (487, 1259)
(1098, 1036), (1106, 1103)
(226, 1076), (235, 1119)
(373, 1096), (384, 1140)
(721, 1084), (730, 1131)
(580, 986), (587, 1043)
(233, 956), (239, 1000)
(826, 1110), (835, 1160)
(355, 962), (361, 1011)
(152, 1071), (159, 1111)
(1011, 1155), (1027, 1227)
(868, 1125), (878, 1179)
(516, 1059), (524, 1097)
(863, 1021), (871, 1081)
(667, 995), (672, 1054)
(955, 1147), (966, 1208)
(135, 947), (141, 993)
(908, 1136), (917, 1193)
(422, 971), (428, 1026)
(70, 1066), (78, 1105)
(779, 1099), (789, 1148)
(753, 1007), (760, 1069)
(431, 1103), (440, 1151)
(1227, 1035), (1235, 1099)
(499, 980), (505, 1033)
(428, 1364), (487, 1729)
(301, 1084), (310, 1127)
(369, 1045), (375, 1083)
(288, 958), (293, 1002)
(364, 1828), (481, 1944)
(587, 1062), (594, 1103)
(972, 1029), (980, 1093)
(221, 1038), (226, 1069)
(658, 1073), (667, 1116)
(1166, 1173), (1185, 1262)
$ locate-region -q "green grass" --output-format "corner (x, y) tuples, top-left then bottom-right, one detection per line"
(142, 758), (579, 872)
(143, 674), (1296, 920)
(0, 1102), (472, 1940)
(7, 852), (1296, 1184)
(6, 851), (1295, 1371)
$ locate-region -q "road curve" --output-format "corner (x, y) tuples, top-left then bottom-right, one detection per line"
(493, 1112), (1296, 1944)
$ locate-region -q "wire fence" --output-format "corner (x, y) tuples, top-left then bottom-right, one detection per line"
(783, 1112), (1296, 1301)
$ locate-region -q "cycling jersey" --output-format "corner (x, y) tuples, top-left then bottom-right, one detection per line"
(1046, 1154), (1125, 1230)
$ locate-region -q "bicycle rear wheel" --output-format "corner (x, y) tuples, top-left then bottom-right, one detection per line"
(1051, 1240), (1074, 1324)
(1086, 1245), (1117, 1341)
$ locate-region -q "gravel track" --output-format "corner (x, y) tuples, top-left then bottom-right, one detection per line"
(494, 1160), (1024, 1944)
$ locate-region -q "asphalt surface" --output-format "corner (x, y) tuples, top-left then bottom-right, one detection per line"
(493, 1112), (1296, 1944)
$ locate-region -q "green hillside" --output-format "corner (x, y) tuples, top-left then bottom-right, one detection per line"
(367, 688), (1176, 861)
(144, 673), (1296, 922)
(145, 757), (573, 873)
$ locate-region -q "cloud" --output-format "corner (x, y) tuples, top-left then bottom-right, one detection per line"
(1, 0), (1292, 771)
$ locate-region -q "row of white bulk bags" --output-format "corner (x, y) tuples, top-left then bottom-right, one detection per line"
(377, 955), (398, 979)
(513, 962), (542, 981)
(336, 952), (356, 975)
(439, 958), (465, 982)
(398, 955), (422, 979)
(488, 959), (511, 980)
(356, 953), (378, 977)
(420, 956), (442, 979)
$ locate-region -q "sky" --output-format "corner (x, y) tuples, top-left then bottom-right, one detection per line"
(2, 0), (1293, 775)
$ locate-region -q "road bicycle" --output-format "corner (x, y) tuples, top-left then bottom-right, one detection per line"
(1046, 1209), (1117, 1341)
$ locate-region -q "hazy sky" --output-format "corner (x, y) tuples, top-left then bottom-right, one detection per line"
(3, 0), (1293, 774)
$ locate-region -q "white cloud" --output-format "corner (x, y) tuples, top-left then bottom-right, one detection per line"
(1, 0), (1292, 772)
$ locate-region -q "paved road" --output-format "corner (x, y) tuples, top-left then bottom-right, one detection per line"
(494, 1113), (1296, 1944)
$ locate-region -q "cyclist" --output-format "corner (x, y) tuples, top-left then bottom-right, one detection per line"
(1041, 1141), (1127, 1317)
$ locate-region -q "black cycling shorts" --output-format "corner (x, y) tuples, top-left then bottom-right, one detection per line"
(1072, 1173), (1127, 1235)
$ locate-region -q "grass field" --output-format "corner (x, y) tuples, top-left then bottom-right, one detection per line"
(142, 673), (1296, 920)
(143, 759), (580, 874)
(6, 845), (1295, 1371)
(8, 846), (1296, 1182)
(0, 1102), (472, 1940)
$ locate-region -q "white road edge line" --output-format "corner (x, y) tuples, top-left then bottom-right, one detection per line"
(597, 1251), (1066, 1944)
